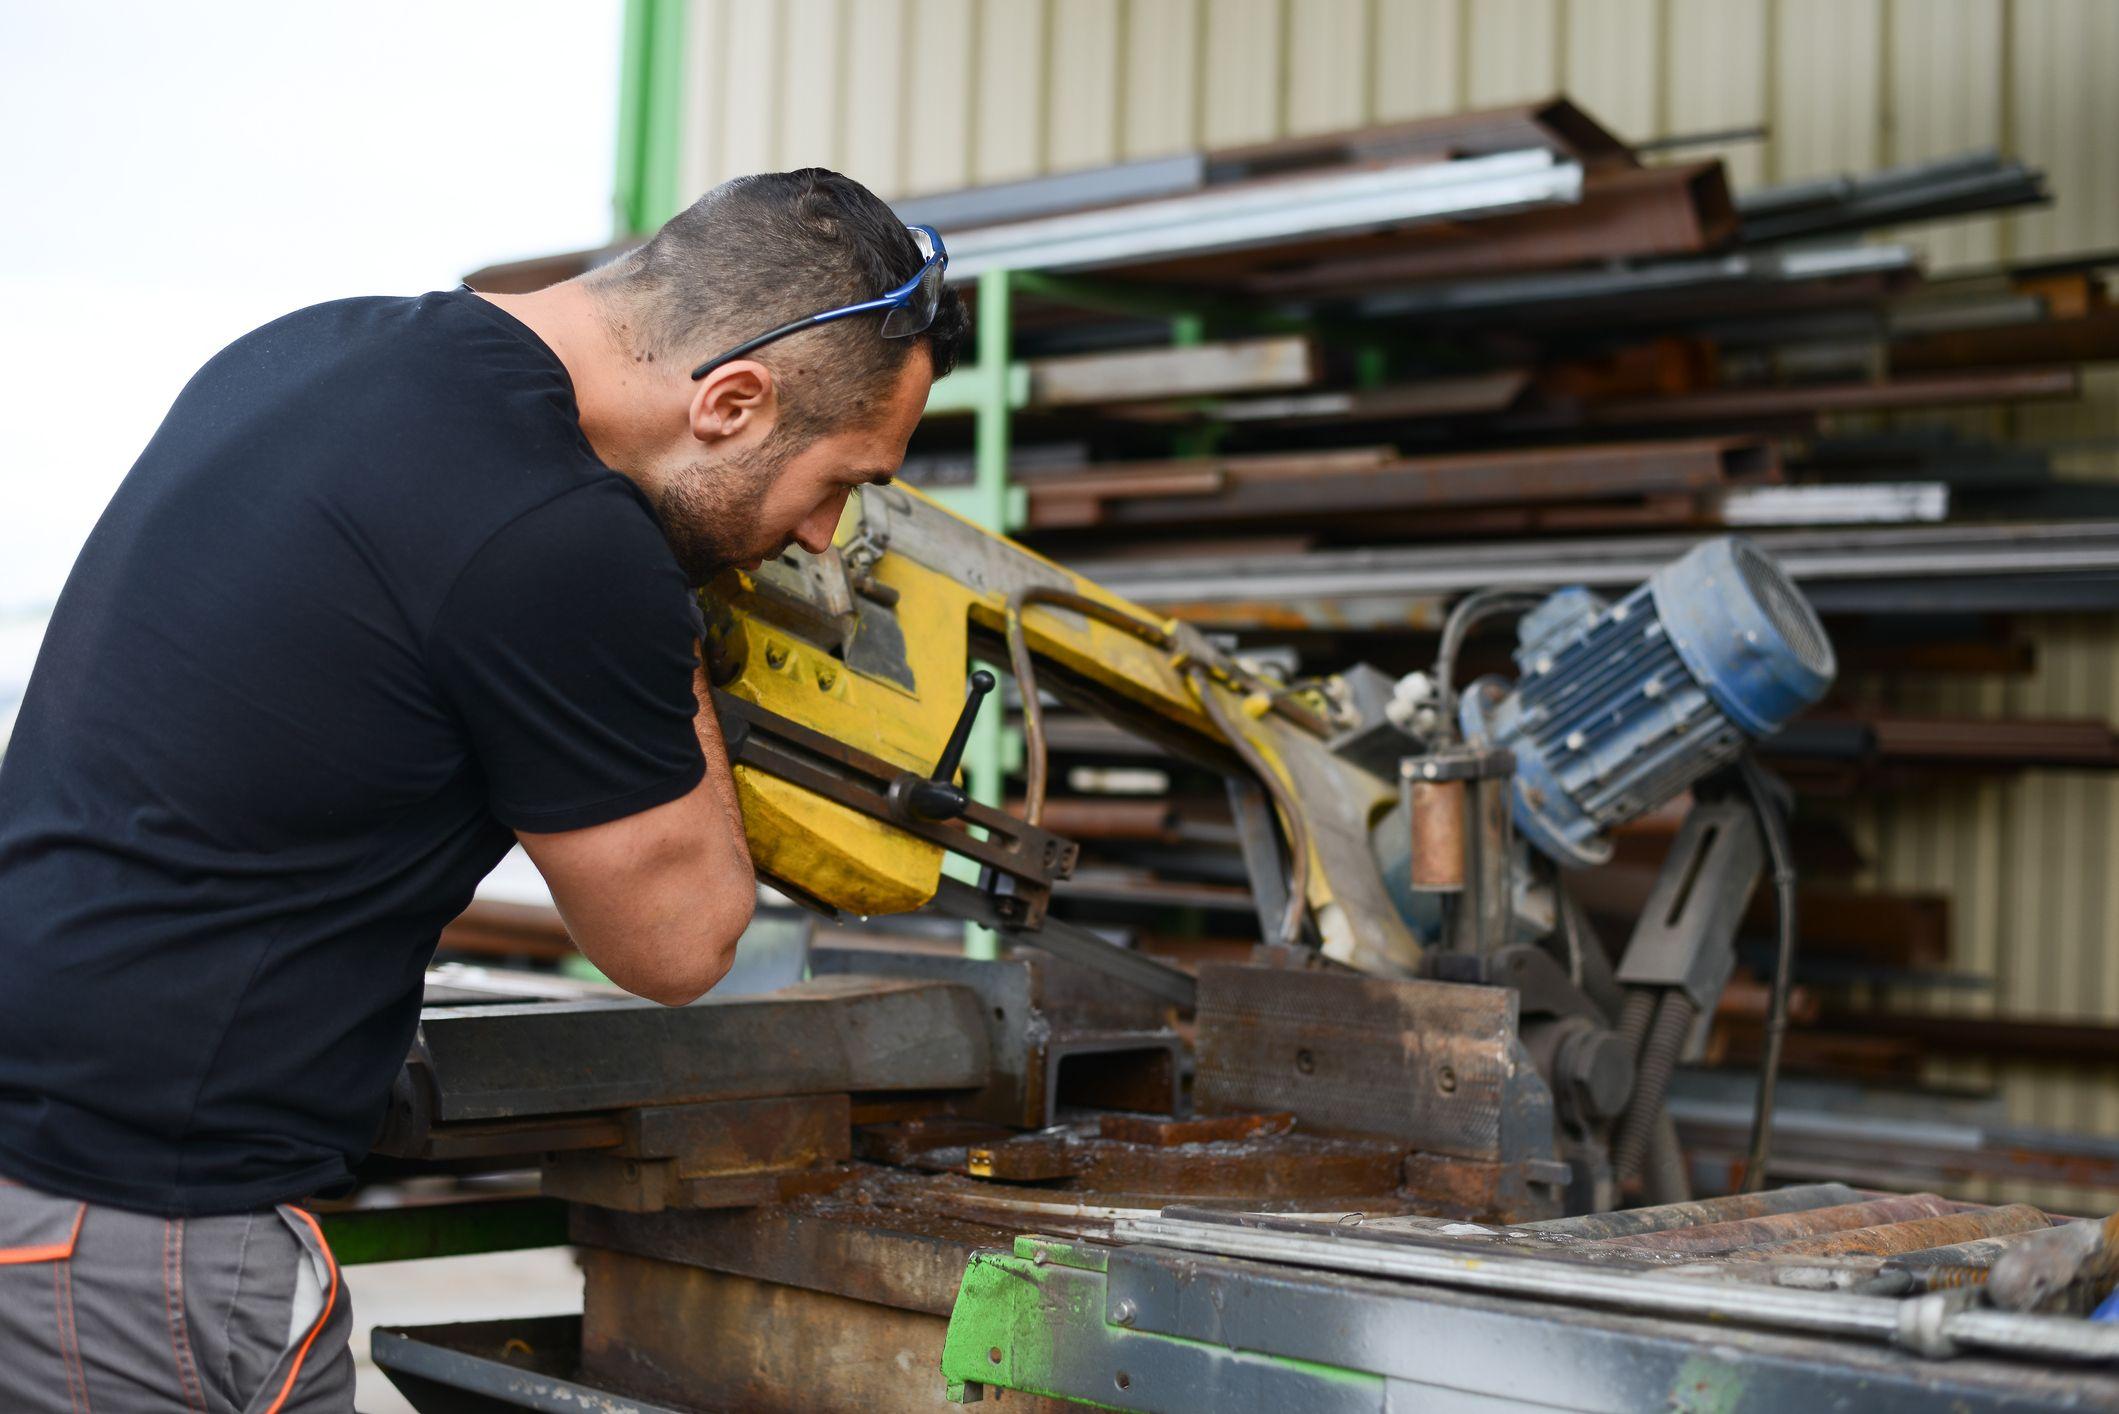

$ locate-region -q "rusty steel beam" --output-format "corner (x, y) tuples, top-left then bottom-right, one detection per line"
(1812, 1009), (2119, 1069)
(909, 99), (1625, 239)
(1098, 1112), (1296, 1146)
(1104, 370), (1535, 428)
(1032, 446), (1399, 481)
(1244, 162), (1734, 295)
(1892, 307), (2119, 372)
(1703, 1028), (1925, 1083)
(1516, 1183), (1864, 1240)
(1734, 1205), (2053, 1260)
(1674, 1109), (2119, 1198)
(1070, 1131), (1405, 1200)
(965, 1134), (1078, 1181)
(1585, 365), (2080, 427)
(1571, 871), (1950, 969)
(1591, 1194), (1960, 1255)
(1769, 712), (2119, 771)
(1021, 469), (1223, 529)
(1885, 1229), (2052, 1272)
(1871, 714), (2119, 767)
(1019, 448), (1390, 530)
(1028, 335), (1316, 407)
(1024, 438), (1775, 531)
(1206, 97), (1638, 181)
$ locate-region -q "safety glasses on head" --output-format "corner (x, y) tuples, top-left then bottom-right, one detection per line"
(689, 225), (947, 382)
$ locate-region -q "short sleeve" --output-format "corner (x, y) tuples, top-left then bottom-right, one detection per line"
(426, 481), (706, 833)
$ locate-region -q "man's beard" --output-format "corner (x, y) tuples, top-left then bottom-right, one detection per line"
(652, 438), (790, 586)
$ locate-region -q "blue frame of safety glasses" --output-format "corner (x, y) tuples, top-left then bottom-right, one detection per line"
(688, 224), (948, 381)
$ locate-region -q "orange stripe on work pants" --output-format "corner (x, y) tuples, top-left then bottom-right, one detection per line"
(261, 1207), (340, 1414)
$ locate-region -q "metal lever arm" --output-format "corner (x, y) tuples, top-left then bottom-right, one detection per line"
(890, 670), (995, 823)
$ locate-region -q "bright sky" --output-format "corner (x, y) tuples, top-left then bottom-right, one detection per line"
(0, 1), (622, 620)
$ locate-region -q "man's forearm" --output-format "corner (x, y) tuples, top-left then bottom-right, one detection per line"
(691, 663), (754, 878)
(514, 665), (758, 1005)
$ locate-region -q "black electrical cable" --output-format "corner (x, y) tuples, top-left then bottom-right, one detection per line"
(1433, 588), (1547, 736)
(1737, 753), (1799, 1194)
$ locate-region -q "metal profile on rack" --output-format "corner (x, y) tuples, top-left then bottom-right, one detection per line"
(943, 150), (1584, 279)
(1083, 521), (2119, 605)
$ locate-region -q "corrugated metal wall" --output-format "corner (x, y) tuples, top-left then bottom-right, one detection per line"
(670, 0), (2119, 1197)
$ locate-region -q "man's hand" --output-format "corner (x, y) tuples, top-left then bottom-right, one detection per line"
(516, 664), (755, 1005)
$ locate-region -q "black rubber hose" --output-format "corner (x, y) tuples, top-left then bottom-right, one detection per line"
(1004, 586), (1171, 828)
(1433, 588), (1547, 736)
(1612, 989), (1696, 1184)
(1738, 754), (1799, 1194)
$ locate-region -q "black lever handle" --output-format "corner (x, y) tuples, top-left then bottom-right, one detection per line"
(890, 670), (996, 823)
(932, 670), (996, 783)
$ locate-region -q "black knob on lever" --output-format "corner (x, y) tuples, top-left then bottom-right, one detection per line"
(888, 670), (996, 823)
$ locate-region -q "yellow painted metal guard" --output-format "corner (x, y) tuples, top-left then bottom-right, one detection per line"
(700, 485), (1418, 973)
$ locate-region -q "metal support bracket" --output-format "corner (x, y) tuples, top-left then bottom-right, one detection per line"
(1615, 798), (1766, 1011)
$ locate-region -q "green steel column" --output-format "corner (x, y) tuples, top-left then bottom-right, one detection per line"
(949, 269), (1021, 961)
(967, 269), (1018, 533)
(1356, 342), (1391, 390)
(1168, 311), (1226, 459)
(616, 0), (688, 234)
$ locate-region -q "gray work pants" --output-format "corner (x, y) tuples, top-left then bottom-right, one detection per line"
(0, 1178), (355, 1413)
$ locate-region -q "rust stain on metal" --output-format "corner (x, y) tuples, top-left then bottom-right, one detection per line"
(1731, 1205), (2051, 1260)
(1593, 1193), (1957, 1255)
(854, 1116), (1014, 1166)
(1882, 1228), (2050, 1272)
(965, 1135), (1077, 1181)
(1517, 1182), (1863, 1240)
(1070, 1131), (1404, 1199)
(1194, 964), (1516, 1160)
(1402, 1153), (1531, 1222)
(1097, 1111), (1296, 1146)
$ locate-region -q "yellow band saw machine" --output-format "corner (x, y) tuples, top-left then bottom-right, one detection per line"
(700, 480), (1836, 1216)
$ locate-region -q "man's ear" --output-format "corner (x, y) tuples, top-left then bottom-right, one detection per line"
(690, 359), (776, 446)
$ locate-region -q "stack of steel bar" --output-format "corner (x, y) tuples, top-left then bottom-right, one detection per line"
(876, 104), (2102, 556)
(1130, 1183), (2073, 1299)
(1074, 520), (2119, 625)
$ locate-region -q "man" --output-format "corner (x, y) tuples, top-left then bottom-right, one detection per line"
(0, 168), (966, 1412)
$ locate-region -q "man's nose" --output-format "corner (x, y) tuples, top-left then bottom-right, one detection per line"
(791, 506), (837, 554)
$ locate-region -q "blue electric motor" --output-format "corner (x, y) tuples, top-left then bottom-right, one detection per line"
(1460, 537), (1835, 868)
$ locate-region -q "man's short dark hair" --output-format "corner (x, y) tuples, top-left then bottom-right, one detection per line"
(586, 168), (969, 440)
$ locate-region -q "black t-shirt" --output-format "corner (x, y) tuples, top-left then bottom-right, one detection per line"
(0, 291), (706, 1216)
